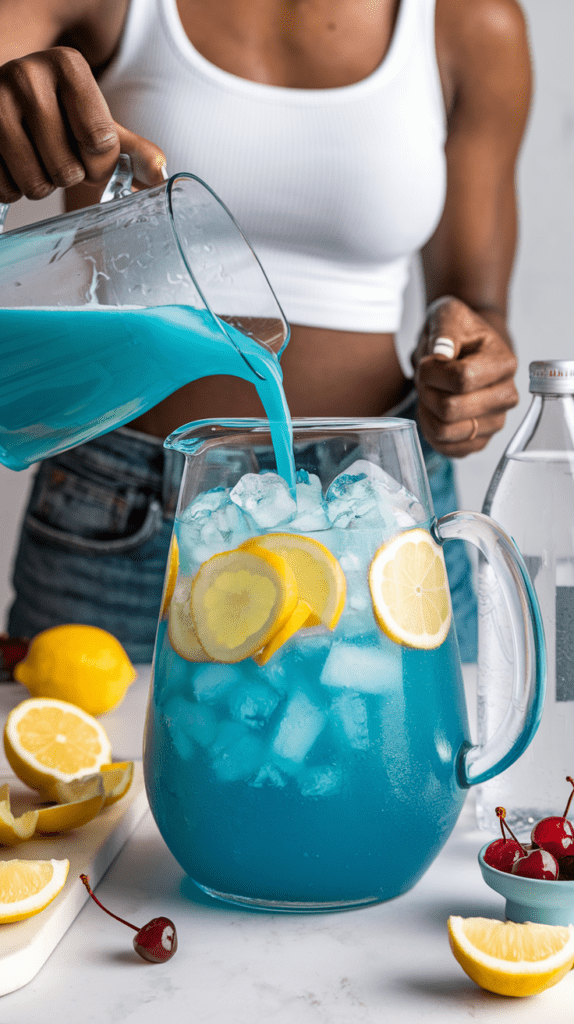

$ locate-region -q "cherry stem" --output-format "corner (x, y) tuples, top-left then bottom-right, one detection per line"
(80, 874), (139, 933)
(495, 807), (526, 854)
(563, 778), (574, 819)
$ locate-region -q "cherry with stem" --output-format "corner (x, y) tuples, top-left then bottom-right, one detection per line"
(80, 874), (177, 963)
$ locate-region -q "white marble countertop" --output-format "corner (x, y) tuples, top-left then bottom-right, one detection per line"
(0, 666), (573, 1023)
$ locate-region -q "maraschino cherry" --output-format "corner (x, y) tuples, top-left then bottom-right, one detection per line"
(485, 807), (559, 879)
(483, 807), (524, 873)
(80, 874), (177, 962)
(531, 777), (574, 861)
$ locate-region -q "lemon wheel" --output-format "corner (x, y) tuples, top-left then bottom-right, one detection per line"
(190, 547), (298, 663)
(448, 916), (574, 997)
(160, 534), (179, 617)
(168, 578), (213, 663)
(242, 533), (346, 629)
(369, 528), (451, 649)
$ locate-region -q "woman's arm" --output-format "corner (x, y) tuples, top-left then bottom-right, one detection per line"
(0, 0), (165, 204)
(412, 0), (532, 457)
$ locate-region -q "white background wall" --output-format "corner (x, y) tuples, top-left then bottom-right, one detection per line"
(0, 0), (573, 629)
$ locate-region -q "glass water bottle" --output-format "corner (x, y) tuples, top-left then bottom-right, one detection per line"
(476, 360), (574, 835)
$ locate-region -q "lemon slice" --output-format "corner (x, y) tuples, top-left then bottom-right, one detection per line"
(242, 533), (346, 629)
(254, 599), (314, 666)
(0, 859), (69, 923)
(100, 761), (135, 806)
(191, 547), (298, 663)
(369, 528), (451, 648)
(160, 534), (179, 618)
(168, 578), (213, 663)
(4, 698), (112, 802)
(0, 784), (38, 847)
(448, 916), (574, 997)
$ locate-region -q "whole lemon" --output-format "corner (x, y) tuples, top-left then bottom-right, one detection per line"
(13, 624), (136, 716)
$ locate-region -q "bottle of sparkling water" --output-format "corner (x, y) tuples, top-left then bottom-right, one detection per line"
(476, 360), (574, 836)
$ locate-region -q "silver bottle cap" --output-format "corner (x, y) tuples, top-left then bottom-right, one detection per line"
(529, 360), (574, 394)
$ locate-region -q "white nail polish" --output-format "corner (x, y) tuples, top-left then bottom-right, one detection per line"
(160, 164), (169, 181)
(433, 337), (455, 359)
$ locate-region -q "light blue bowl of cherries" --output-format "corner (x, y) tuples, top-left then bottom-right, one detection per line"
(478, 779), (574, 926)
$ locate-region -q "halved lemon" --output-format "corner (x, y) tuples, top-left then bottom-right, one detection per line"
(168, 577), (213, 663)
(190, 547), (298, 663)
(0, 784), (38, 847)
(254, 599), (314, 666)
(0, 859), (69, 923)
(4, 698), (112, 802)
(369, 528), (451, 648)
(242, 533), (346, 630)
(160, 534), (179, 618)
(448, 916), (574, 997)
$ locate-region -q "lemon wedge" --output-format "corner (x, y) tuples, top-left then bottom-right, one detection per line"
(369, 528), (451, 648)
(13, 624), (136, 716)
(254, 599), (314, 666)
(168, 577), (213, 663)
(448, 916), (574, 997)
(160, 534), (179, 617)
(4, 698), (112, 802)
(0, 859), (69, 923)
(35, 789), (105, 835)
(242, 533), (346, 629)
(191, 547), (298, 663)
(0, 784), (38, 847)
(100, 761), (135, 806)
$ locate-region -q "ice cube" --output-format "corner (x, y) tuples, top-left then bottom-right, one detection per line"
(271, 689), (326, 764)
(230, 472), (297, 529)
(320, 638), (402, 694)
(326, 459), (424, 529)
(180, 487), (229, 521)
(289, 471), (330, 532)
(162, 695), (218, 747)
(229, 681), (281, 729)
(300, 765), (342, 797)
(192, 664), (242, 703)
(330, 691), (369, 749)
(210, 722), (265, 782)
(250, 763), (288, 788)
(178, 497), (254, 569)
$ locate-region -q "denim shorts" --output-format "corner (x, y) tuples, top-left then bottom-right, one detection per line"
(8, 404), (478, 664)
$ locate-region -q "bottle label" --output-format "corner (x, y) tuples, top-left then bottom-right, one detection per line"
(556, 586), (574, 701)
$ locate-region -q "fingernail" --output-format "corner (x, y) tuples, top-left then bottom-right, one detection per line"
(433, 337), (455, 359)
(160, 164), (169, 181)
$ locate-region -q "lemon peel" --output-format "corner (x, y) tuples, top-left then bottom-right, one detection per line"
(0, 784), (38, 846)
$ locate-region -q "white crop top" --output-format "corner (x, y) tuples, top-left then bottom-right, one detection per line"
(98, 0), (447, 333)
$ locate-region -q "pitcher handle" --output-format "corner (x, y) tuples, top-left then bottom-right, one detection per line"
(0, 153), (136, 234)
(434, 510), (546, 787)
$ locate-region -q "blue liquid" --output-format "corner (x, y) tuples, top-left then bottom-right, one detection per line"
(144, 530), (470, 909)
(0, 304), (294, 487)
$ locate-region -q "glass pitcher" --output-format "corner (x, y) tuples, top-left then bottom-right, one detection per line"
(143, 418), (545, 912)
(0, 157), (288, 471)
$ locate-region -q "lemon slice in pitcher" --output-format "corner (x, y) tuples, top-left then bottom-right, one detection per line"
(242, 533), (346, 629)
(159, 534), (179, 617)
(190, 548), (298, 662)
(369, 528), (451, 649)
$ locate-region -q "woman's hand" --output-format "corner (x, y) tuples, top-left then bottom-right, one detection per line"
(411, 295), (519, 457)
(0, 47), (166, 203)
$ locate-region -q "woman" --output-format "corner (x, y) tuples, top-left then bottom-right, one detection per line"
(0, 0), (530, 661)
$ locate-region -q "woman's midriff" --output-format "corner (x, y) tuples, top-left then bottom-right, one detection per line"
(129, 324), (412, 437)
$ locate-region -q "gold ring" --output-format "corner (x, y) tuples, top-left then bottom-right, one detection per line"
(467, 418), (479, 442)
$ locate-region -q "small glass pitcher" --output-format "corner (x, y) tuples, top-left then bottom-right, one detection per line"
(0, 157), (288, 470)
(143, 418), (545, 912)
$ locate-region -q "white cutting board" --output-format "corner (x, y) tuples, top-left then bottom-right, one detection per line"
(0, 761), (148, 996)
